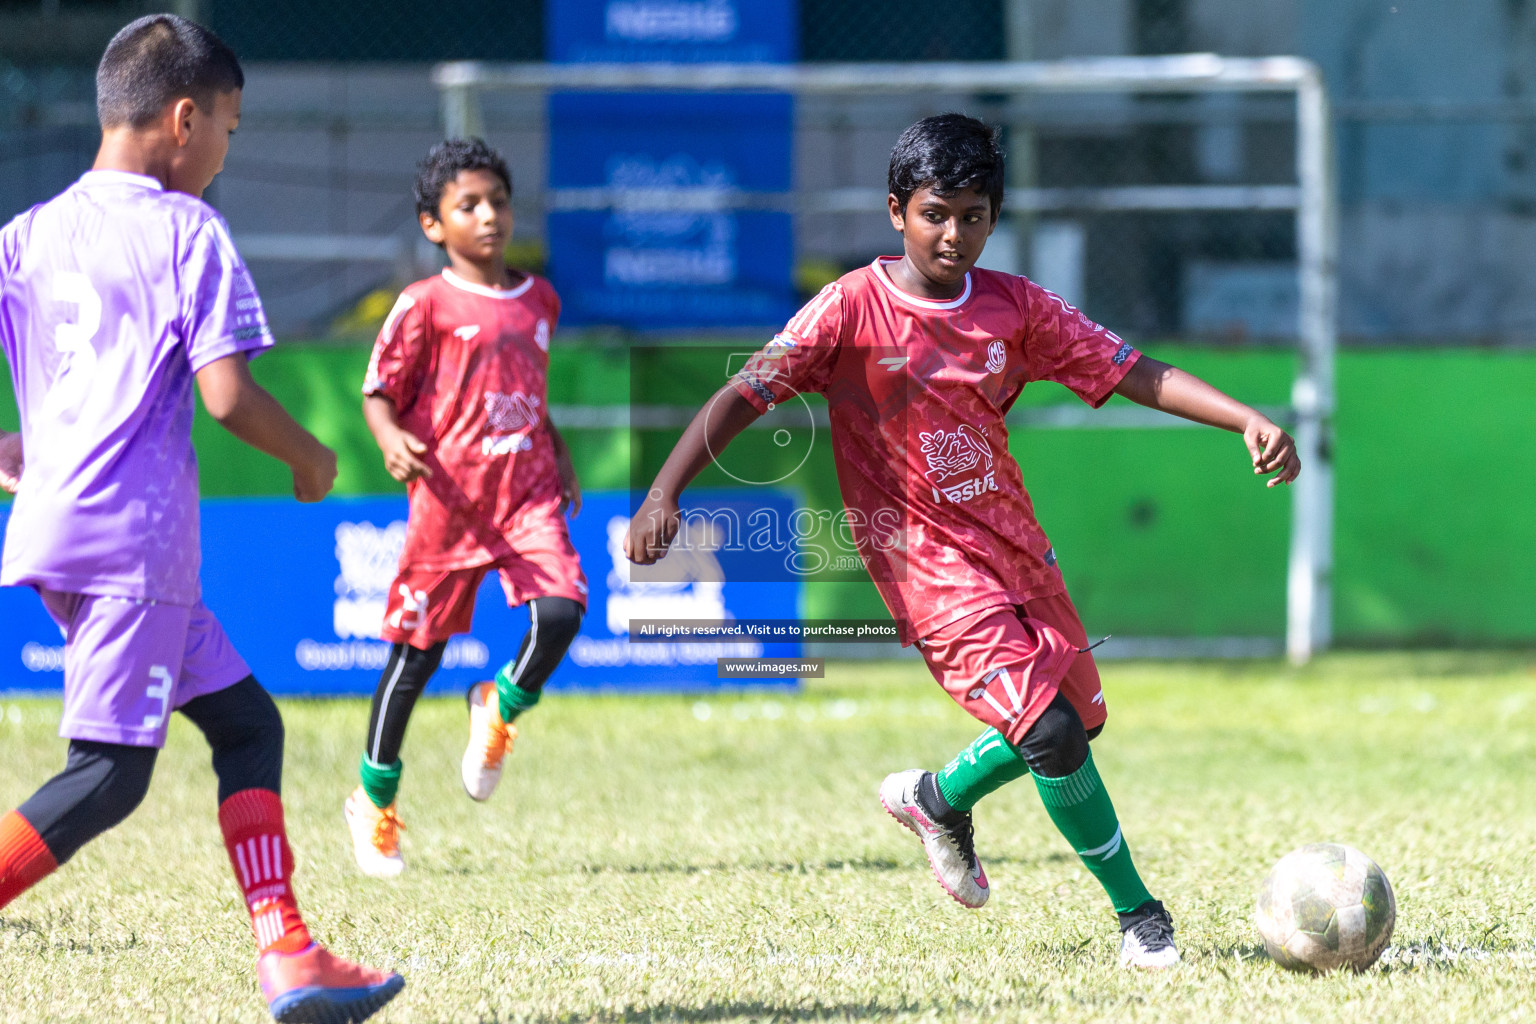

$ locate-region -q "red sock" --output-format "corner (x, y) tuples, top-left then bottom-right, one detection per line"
(218, 789), (312, 955)
(0, 810), (58, 912)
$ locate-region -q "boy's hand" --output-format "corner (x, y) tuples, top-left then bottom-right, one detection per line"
(1244, 417), (1301, 487)
(292, 445), (339, 502)
(625, 490), (680, 565)
(0, 431), (23, 494)
(379, 427), (432, 483)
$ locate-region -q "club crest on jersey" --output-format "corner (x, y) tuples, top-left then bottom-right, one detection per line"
(535, 318), (550, 352)
(453, 324), (481, 342)
(919, 424), (999, 504)
(483, 391), (541, 455)
(985, 339), (1006, 374)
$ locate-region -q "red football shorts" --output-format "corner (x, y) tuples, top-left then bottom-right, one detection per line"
(915, 590), (1106, 747)
(380, 527), (587, 648)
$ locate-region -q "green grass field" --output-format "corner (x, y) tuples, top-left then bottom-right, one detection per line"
(1, 653), (1533, 1023)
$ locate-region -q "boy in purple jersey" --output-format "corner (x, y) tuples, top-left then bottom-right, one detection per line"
(0, 16), (401, 1023)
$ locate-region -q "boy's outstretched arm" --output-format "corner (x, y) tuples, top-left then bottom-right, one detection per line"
(196, 352), (338, 502)
(625, 383), (762, 564)
(1113, 356), (1301, 487)
(363, 393), (432, 483)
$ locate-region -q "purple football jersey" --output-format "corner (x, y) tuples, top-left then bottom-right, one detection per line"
(0, 170), (273, 605)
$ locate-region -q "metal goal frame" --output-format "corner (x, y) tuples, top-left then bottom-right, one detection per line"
(432, 54), (1337, 663)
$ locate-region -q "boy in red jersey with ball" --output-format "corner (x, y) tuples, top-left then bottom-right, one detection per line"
(345, 139), (586, 878)
(627, 114), (1299, 969)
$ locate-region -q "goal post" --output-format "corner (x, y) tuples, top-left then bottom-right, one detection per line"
(432, 54), (1337, 663)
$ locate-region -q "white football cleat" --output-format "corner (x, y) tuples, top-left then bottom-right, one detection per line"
(461, 680), (518, 802)
(1119, 900), (1180, 969)
(879, 769), (989, 909)
(343, 786), (405, 879)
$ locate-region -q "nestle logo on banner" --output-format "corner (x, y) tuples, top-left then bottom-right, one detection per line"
(300, 520), (487, 672)
(567, 516), (761, 669)
(603, 156), (737, 287)
(606, 0), (737, 42)
(333, 520), (408, 640)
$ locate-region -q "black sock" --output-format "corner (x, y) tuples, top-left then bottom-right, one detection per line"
(918, 771), (964, 824)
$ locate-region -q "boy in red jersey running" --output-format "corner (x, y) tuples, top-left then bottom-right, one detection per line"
(345, 139), (586, 877)
(0, 16), (401, 1022)
(627, 114), (1299, 969)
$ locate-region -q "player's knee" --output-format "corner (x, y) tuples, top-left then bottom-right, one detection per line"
(1016, 692), (1090, 779)
(188, 675), (283, 753)
(403, 640), (447, 678)
(98, 751), (155, 822)
(74, 741), (156, 826)
(181, 676), (285, 798)
(533, 597), (583, 652)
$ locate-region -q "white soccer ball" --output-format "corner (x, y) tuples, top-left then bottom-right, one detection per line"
(1254, 842), (1396, 973)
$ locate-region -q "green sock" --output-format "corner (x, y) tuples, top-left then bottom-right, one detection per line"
(358, 755), (402, 809)
(935, 728), (1032, 811)
(1032, 751), (1154, 914)
(495, 662), (541, 724)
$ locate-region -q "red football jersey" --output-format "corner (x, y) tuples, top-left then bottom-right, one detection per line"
(364, 268), (565, 572)
(733, 257), (1141, 643)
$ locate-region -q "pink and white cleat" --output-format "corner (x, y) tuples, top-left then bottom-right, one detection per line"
(258, 942), (403, 1023)
(879, 769), (989, 908)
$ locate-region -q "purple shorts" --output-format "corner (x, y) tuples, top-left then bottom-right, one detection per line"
(40, 590), (252, 748)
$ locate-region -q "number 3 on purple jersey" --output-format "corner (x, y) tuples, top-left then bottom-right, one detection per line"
(42, 273), (102, 422)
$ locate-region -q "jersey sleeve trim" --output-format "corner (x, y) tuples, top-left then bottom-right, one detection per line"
(1081, 345), (1140, 408)
(363, 290), (418, 396)
(182, 217), (274, 374)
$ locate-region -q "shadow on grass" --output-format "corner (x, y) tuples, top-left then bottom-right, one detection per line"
(515, 999), (990, 1023)
(572, 851), (1075, 877)
(0, 915), (141, 955)
(576, 858), (904, 876)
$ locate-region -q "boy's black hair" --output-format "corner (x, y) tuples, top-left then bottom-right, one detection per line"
(887, 113), (1005, 221)
(96, 15), (243, 129)
(414, 138), (513, 220)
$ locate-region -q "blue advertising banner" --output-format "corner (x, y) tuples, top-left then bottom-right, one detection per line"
(548, 0), (796, 63)
(0, 492), (801, 697)
(545, 0), (798, 330)
(547, 92), (795, 329)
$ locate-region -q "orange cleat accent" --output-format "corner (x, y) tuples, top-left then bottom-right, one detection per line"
(258, 941), (403, 1023)
(343, 788), (405, 878)
(461, 681), (518, 801)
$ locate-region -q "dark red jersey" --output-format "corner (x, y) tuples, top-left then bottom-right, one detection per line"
(364, 268), (565, 572)
(734, 257), (1141, 643)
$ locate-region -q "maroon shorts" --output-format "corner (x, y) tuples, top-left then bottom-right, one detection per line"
(380, 529), (586, 649)
(915, 590), (1106, 747)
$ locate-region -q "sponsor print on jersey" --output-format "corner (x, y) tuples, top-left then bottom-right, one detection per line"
(985, 339), (1006, 374)
(919, 424), (1000, 504)
(482, 391), (542, 455)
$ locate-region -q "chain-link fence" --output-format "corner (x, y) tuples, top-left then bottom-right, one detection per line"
(4, 1), (1536, 345)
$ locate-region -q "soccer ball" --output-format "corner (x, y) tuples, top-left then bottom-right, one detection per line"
(1254, 842), (1396, 973)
